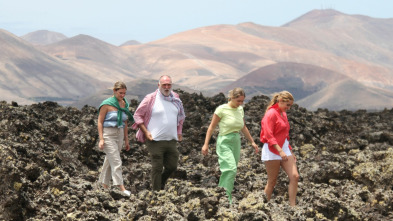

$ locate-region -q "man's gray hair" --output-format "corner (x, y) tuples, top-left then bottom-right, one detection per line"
(158, 75), (172, 84)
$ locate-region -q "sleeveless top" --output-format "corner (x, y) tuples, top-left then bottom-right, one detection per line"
(103, 111), (128, 128)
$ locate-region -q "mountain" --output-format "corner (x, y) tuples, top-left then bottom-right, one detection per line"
(1, 9), (393, 110)
(223, 62), (349, 100)
(21, 30), (68, 45)
(39, 34), (141, 83)
(297, 78), (393, 111)
(0, 29), (103, 104)
(236, 10), (393, 90)
(119, 40), (141, 47)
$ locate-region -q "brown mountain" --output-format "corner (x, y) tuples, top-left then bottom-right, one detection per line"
(297, 78), (393, 111)
(223, 62), (350, 100)
(20, 30), (68, 45)
(39, 34), (141, 83)
(0, 29), (103, 104)
(118, 10), (393, 95)
(235, 10), (393, 90)
(119, 40), (141, 47)
(1, 9), (393, 110)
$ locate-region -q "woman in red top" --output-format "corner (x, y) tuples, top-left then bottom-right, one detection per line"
(260, 91), (299, 206)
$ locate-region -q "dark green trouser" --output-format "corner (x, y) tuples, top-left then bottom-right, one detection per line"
(146, 140), (179, 191)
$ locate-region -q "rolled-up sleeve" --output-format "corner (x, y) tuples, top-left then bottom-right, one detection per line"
(260, 111), (278, 146)
(131, 96), (149, 130)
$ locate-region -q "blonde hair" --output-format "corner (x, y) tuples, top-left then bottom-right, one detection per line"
(265, 91), (294, 113)
(228, 88), (245, 101)
(113, 81), (127, 91)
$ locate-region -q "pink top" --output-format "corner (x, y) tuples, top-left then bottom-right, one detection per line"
(132, 90), (184, 143)
(260, 103), (292, 155)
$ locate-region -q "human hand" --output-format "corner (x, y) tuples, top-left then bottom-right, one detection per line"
(252, 142), (259, 154)
(279, 150), (288, 161)
(178, 134), (182, 141)
(124, 143), (130, 151)
(145, 131), (153, 141)
(99, 139), (105, 150)
(201, 144), (209, 156)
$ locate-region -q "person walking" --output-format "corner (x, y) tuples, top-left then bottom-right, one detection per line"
(97, 81), (134, 196)
(201, 88), (259, 204)
(260, 90), (299, 206)
(132, 75), (185, 191)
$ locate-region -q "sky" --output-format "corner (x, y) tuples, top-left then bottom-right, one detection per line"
(0, 0), (392, 46)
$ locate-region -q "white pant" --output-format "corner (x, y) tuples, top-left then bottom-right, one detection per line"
(98, 127), (124, 186)
(261, 139), (292, 161)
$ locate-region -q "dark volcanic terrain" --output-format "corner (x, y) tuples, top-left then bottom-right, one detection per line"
(1, 91), (392, 220)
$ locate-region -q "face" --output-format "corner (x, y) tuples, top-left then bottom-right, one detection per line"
(114, 88), (126, 101)
(158, 76), (172, 96)
(229, 96), (245, 108)
(278, 99), (293, 112)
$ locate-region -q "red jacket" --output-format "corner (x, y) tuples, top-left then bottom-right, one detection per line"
(260, 104), (292, 155)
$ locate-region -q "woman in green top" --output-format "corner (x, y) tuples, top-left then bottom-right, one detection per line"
(202, 88), (259, 204)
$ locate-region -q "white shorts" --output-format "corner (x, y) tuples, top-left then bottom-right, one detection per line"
(261, 139), (292, 161)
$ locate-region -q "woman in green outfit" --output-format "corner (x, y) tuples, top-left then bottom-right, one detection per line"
(201, 88), (259, 204)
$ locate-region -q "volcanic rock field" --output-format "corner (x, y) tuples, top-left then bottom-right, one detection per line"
(1, 90), (392, 220)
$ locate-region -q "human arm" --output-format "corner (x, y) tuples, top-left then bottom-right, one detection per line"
(260, 111), (279, 146)
(241, 124), (259, 154)
(124, 120), (130, 151)
(177, 119), (184, 141)
(273, 144), (288, 161)
(138, 123), (153, 141)
(131, 94), (151, 130)
(201, 114), (220, 156)
(98, 105), (108, 150)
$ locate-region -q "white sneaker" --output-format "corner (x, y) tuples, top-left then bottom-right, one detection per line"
(122, 190), (131, 196)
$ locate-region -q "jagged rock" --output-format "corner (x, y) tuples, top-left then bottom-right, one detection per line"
(1, 91), (393, 220)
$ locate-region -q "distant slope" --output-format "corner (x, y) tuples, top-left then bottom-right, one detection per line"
(2, 9), (393, 110)
(297, 78), (393, 111)
(21, 30), (68, 45)
(236, 10), (393, 90)
(0, 29), (103, 105)
(223, 62), (349, 100)
(40, 34), (140, 83)
(119, 40), (141, 47)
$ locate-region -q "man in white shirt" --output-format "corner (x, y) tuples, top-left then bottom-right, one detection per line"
(132, 75), (185, 191)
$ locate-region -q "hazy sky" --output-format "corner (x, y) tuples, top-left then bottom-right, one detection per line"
(1, 0), (392, 45)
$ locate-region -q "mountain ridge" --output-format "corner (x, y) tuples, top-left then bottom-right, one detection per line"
(1, 9), (393, 110)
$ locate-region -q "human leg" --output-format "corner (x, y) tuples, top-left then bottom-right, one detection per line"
(216, 133), (241, 203)
(264, 160), (281, 201)
(98, 128), (124, 187)
(146, 140), (164, 191)
(281, 156), (299, 206)
(162, 140), (179, 189)
(98, 156), (111, 187)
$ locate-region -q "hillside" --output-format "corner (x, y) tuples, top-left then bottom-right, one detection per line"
(0, 29), (103, 104)
(20, 30), (68, 45)
(2, 9), (393, 110)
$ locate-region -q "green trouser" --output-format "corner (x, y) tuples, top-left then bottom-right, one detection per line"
(216, 132), (241, 204)
(146, 140), (179, 191)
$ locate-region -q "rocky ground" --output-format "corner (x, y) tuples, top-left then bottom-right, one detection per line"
(1, 90), (392, 221)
